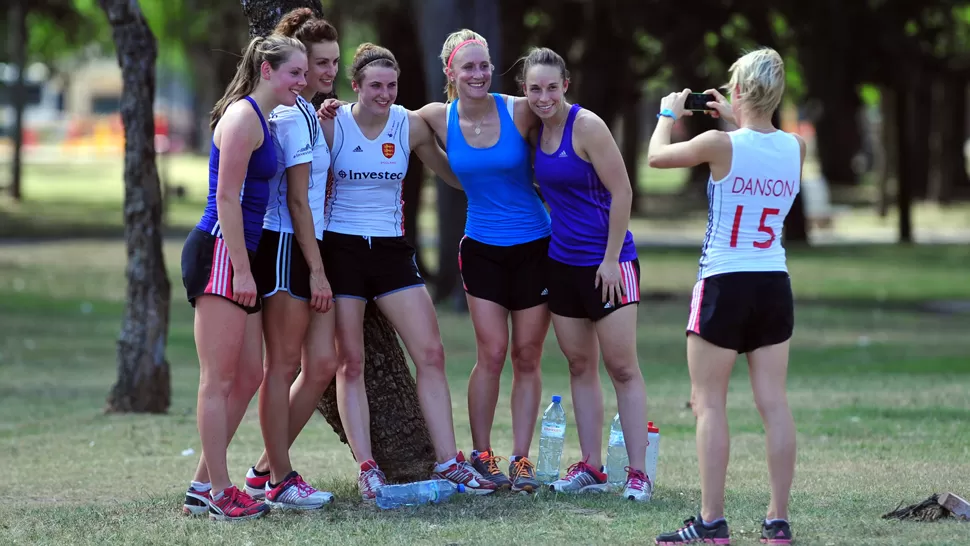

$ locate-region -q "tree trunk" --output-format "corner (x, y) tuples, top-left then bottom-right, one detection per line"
(8, 0), (27, 201)
(414, 0), (470, 309)
(937, 75), (969, 203)
(878, 88), (898, 218)
(99, 0), (172, 413)
(895, 78), (915, 244)
(242, 0), (435, 481)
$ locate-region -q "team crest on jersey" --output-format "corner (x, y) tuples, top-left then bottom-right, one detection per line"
(382, 143), (395, 158)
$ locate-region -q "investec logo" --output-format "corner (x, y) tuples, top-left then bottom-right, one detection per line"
(337, 170), (404, 180)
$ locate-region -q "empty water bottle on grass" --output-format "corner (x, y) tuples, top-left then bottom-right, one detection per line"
(375, 479), (464, 510)
(645, 421), (660, 485)
(606, 413), (628, 490)
(536, 394), (567, 484)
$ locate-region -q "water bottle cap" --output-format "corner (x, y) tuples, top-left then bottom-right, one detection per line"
(552, 395), (561, 403)
(457, 484), (465, 493)
(648, 421), (659, 433)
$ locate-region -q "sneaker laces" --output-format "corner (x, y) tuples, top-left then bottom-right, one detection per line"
(678, 516), (698, 532)
(564, 459), (592, 480)
(624, 467), (648, 491)
(479, 451), (507, 475)
(361, 468), (385, 490)
(231, 487), (261, 509)
(292, 475), (317, 498)
(511, 457), (535, 479)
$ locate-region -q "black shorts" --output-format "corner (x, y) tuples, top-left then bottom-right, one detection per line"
(458, 235), (549, 311)
(321, 231), (424, 301)
(253, 229), (325, 300)
(548, 257), (640, 321)
(686, 271), (794, 353)
(181, 228), (261, 314)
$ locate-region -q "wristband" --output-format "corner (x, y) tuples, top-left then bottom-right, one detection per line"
(657, 108), (677, 120)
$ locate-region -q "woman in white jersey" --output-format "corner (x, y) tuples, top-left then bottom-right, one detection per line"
(648, 48), (804, 546)
(415, 29), (550, 493)
(232, 8), (339, 509)
(319, 43), (498, 498)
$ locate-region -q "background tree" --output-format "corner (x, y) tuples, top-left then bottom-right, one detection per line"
(98, 0), (172, 413)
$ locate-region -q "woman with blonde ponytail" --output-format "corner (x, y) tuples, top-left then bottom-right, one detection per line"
(179, 33), (307, 522)
(415, 29), (550, 494)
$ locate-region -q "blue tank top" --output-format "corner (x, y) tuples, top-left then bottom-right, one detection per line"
(534, 104), (637, 266)
(196, 95), (276, 252)
(447, 93), (551, 246)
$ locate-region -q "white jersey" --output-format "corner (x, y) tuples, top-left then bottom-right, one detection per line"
(263, 95), (330, 239)
(325, 103), (410, 237)
(697, 128), (801, 279)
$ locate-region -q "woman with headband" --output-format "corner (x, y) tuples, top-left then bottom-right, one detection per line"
(417, 29), (550, 494)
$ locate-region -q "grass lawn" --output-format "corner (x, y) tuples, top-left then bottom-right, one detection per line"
(1, 241), (969, 545)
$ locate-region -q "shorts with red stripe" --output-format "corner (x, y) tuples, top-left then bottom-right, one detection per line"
(181, 228), (261, 314)
(686, 271), (793, 353)
(547, 257), (640, 321)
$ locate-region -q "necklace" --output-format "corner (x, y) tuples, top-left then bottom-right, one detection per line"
(470, 100), (492, 135)
(542, 105), (568, 146)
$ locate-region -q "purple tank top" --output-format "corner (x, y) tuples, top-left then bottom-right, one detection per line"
(534, 104), (637, 267)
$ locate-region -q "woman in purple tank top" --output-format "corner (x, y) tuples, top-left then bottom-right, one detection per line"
(521, 48), (652, 502)
(179, 34), (307, 522)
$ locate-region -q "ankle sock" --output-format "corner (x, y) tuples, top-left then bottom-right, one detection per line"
(435, 456), (458, 472)
(251, 467), (270, 477)
(702, 517), (726, 529)
(765, 518), (788, 526)
(190, 480), (211, 492)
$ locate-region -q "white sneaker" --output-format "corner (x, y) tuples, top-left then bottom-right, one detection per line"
(622, 468), (653, 502)
(264, 471), (334, 510)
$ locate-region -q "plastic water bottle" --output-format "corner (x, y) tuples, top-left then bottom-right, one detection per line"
(606, 413), (629, 490)
(536, 394), (566, 484)
(645, 421), (660, 485)
(375, 479), (464, 510)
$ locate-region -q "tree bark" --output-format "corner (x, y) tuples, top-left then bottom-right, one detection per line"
(99, 0), (172, 413)
(938, 75), (970, 202)
(242, 0), (435, 481)
(895, 78), (915, 244)
(8, 0), (27, 201)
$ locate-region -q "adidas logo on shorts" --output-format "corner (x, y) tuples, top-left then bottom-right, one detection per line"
(541, 288), (548, 296)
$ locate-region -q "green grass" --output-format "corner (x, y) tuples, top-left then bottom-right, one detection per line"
(1, 241), (970, 545)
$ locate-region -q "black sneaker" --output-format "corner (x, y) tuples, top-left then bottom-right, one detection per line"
(656, 515), (731, 545)
(760, 519), (792, 544)
(470, 449), (512, 490)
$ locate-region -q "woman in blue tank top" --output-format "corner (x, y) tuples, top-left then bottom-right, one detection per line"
(521, 48), (652, 502)
(416, 29), (551, 493)
(179, 33), (306, 522)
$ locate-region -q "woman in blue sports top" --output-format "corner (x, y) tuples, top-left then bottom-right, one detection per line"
(179, 33), (306, 522)
(522, 47), (652, 503)
(649, 48), (804, 546)
(415, 29), (550, 494)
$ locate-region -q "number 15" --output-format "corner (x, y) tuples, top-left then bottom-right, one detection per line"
(729, 205), (781, 249)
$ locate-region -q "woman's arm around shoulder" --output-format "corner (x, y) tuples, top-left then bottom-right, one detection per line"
(408, 110), (463, 191)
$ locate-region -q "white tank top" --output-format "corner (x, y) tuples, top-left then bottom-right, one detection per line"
(325, 104), (410, 237)
(263, 95), (330, 238)
(697, 128), (801, 279)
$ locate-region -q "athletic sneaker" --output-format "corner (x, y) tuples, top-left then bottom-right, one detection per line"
(509, 456), (540, 493)
(549, 460), (609, 493)
(470, 449), (512, 490)
(656, 516), (731, 545)
(182, 486), (211, 516)
(760, 520), (792, 544)
(208, 485), (270, 521)
(431, 451), (497, 495)
(623, 467), (653, 502)
(264, 471), (334, 510)
(358, 459), (387, 501)
(244, 466), (270, 500)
